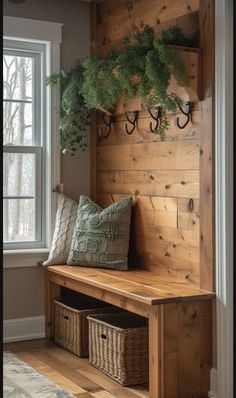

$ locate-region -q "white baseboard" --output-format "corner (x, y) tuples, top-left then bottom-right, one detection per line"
(209, 368), (217, 398)
(3, 316), (45, 343)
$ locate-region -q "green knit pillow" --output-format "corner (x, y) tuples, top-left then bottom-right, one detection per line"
(67, 195), (132, 270)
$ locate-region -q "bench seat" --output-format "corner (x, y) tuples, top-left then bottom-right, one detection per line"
(47, 265), (215, 307)
(45, 264), (215, 398)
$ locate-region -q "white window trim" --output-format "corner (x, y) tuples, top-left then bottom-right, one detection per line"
(3, 40), (45, 250)
(3, 16), (63, 268)
(215, 1), (233, 398)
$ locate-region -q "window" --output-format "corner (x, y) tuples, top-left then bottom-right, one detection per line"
(3, 39), (47, 250)
(3, 16), (62, 260)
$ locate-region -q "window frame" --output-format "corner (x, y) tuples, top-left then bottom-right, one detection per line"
(3, 40), (46, 250)
(3, 16), (62, 263)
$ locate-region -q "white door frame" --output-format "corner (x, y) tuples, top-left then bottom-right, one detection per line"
(215, 1), (233, 398)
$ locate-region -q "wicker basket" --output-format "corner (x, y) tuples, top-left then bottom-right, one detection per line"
(54, 296), (117, 357)
(87, 312), (148, 386)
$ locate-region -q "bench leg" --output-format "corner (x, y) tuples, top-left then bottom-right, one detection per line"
(44, 268), (61, 340)
(149, 305), (164, 398)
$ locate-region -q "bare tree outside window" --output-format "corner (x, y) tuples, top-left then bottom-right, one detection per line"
(3, 48), (42, 246)
(3, 32), (58, 251)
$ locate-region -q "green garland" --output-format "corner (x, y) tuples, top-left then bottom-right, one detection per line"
(46, 26), (196, 153)
(82, 26), (194, 139)
(114, 26), (187, 138)
(82, 47), (121, 112)
(46, 60), (89, 155)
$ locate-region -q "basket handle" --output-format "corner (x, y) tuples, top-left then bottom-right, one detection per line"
(101, 333), (107, 340)
(64, 315), (69, 321)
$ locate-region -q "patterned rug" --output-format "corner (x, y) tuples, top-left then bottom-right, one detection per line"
(3, 352), (75, 398)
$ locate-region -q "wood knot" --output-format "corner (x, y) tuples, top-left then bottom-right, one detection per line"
(156, 18), (161, 25)
(191, 311), (197, 319)
(173, 244), (176, 248)
(188, 198), (194, 211)
(127, 2), (133, 11)
(200, 148), (204, 156)
(162, 4), (166, 10)
(135, 190), (140, 195)
(165, 184), (171, 189)
(181, 181), (186, 185)
(159, 235), (163, 240)
(165, 252), (170, 257)
(150, 175), (155, 180)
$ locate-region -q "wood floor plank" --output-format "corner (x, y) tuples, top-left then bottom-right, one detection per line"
(4, 341), (148, 398)
(4, 339), (48, 352)
(40, 344), (148, 398)
(71, 358), (148, 398)
(16, 351), (85, 395)
(92, 390), (116, 398)
(28, 349), (102, 393)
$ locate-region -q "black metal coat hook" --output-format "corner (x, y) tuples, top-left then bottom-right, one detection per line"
(148, 106), (161, 133)
(125, 111), (138, 135)
(98, 115), (114, 138)
(176, 101), (192, 129)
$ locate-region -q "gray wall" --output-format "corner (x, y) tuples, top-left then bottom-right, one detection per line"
(3, 0), (90, 320)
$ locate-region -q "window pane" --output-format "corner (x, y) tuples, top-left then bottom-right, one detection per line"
(3, 199), (35, 242)
(3, 101), (33, 145)
(3, 40), (44, 249)
(3, 54), (32, 101)
(3, 153), (36, 197)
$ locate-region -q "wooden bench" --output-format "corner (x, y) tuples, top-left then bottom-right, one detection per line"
(45, 264), (215, 398)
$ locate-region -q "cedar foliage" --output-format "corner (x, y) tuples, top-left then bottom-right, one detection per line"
(47, 26), (195, 153)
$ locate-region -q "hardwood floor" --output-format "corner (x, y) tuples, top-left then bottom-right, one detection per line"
(4, 339), (149, 398)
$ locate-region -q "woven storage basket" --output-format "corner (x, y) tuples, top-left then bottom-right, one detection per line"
(87, 312), (148, 386)
(54, 296), (117, 357)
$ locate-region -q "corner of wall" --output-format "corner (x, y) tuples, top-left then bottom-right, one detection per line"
(208, 368), (217, 398)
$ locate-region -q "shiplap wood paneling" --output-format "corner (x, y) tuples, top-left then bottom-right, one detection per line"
(92, 0), (201, 286)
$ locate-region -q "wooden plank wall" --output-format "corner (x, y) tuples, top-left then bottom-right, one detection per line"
(90, 0), (214, 290)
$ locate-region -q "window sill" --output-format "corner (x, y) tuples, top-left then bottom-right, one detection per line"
(3, 248), (50, 269)
(4, 248), (50, 255)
